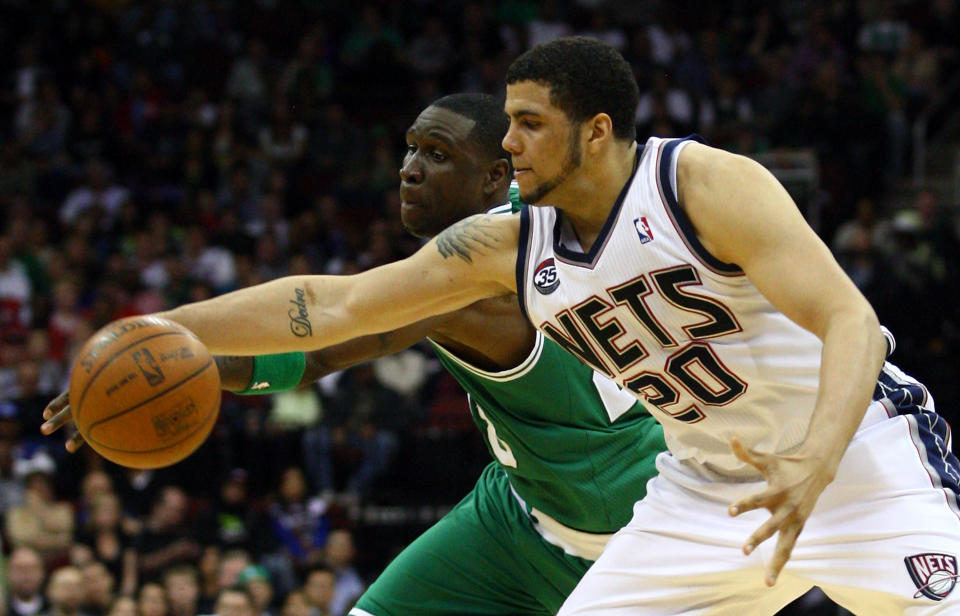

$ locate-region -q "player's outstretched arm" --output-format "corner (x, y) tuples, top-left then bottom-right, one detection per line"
(42, 213), (518, 450)
(677, 143), (887, 586)
(41, 319), (445, 451)
(157, 213), (519, 356)
(215, 313), (448, 392)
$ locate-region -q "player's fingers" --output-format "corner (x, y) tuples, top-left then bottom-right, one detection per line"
(730, 437), (767, 471)
(764, 520), (804, 586)
(40, 406), (73, 434)
(741, 508), (791, 555)
(729, 488), (778, 516)
(65, 432), (86, 453)
(42, 391), (69, 420)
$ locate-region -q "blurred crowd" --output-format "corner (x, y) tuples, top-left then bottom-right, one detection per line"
(2, 1), (960, 615)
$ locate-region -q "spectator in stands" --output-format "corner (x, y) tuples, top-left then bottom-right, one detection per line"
(197, 470), (270, 556)
(211, 588), (254, 616)
(103, 598), (134, 616)
(216, 551), (252, 595)
(162, 567), (200, 616)
(300, 568), (333, 616)
(278, 592), (314, 616)
(58, 159), (130, 230)
(320, 531), (363, 616)
(78, 561), (114, 616)
(5, 547), (47, 616)
(196, 547), (220, 613)
(237, 567), (273, 616)
(134, 487), (201, 582)
(6, 452), (73, 562)
(137, 584), (167, 616)
(0, 234), (32, 332)
(41, 567), (86, 616)
(0, 402), (26, 517)
(266, 468), (328, 570)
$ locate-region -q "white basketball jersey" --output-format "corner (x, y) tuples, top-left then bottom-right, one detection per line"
(517, 136), (824, 479)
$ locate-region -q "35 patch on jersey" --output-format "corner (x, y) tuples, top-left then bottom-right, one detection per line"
(534, 258), (559, 294)
(905, 552), (958, 601)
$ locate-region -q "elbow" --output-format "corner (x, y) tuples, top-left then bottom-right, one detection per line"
(850, 304), (886, 365)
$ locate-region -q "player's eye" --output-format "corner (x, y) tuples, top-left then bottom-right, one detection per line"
(522, 119), (540, 129)
(406, 144), (417, 154)
(431, 150), (447, 162)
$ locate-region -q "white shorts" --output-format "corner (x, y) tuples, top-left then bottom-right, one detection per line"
(559, 366), (960, 615)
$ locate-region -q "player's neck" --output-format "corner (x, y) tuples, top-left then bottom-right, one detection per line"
(557, 141), (637, 252)
(484, 187), (511, 210)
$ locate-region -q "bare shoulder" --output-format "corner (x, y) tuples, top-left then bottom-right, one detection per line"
(676, 142), (792, 264)
(433, 212), (520, 265)
(676, 141), (759, 202)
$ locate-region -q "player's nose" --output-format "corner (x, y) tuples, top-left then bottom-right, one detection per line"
(399, 158), (423, 183)
(502, 125), (521, 155)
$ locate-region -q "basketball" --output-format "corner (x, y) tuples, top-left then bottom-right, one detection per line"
(68, 316), (221, 469)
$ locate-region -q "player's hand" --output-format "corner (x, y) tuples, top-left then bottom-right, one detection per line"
(40, 391), (87, 453)
(727, 436), (837, 587)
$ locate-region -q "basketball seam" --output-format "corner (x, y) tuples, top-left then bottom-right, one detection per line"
(86, 358), (216, 433)
(75, 331), (186, 419)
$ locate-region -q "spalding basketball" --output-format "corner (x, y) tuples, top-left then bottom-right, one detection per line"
(68, 316), (221, 469)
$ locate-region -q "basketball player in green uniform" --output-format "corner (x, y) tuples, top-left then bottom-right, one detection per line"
(43, 93), (665, 615)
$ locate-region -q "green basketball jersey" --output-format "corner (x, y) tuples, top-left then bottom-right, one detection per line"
(426, 193), (666, 534)
(429, 332), (663, 535)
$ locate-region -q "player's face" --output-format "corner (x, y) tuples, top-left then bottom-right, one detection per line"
(400, 106), (488, 238)
(503, 81), (582, 205)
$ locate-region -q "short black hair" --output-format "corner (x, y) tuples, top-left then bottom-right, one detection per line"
(430, 93), (511, 167)
(506, 36), (639, 142)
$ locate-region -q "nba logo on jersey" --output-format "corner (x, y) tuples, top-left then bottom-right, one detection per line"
(533, 258), (560, 294)
(904, 553), (958, 601)
(633, 217), (654, 244)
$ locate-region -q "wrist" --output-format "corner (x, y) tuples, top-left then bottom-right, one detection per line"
(237, 352), (307, 394)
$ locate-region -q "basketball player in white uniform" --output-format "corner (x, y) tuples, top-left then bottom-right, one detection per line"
(92, 37), (958, 613)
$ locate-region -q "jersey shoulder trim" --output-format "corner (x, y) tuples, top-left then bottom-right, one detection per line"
(487, 202), (514, 216)
(508, 180), (523, 213)
(552, 144), (643, 270)
(516, 204), (532, 323)
(655, 136), (743, 276)
(427, 330), (545, 382)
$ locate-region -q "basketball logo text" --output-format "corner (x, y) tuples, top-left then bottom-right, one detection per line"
(152, 397), (199, 440)
(79, 318), (156, 373)
(905, 552), (958, 601)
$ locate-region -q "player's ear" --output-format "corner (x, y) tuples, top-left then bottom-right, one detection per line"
(586, 113), (613, 153)
(483, 159), (510, 196)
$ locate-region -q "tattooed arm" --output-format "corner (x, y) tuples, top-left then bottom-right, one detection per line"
(216, 312), (450, 391)
(157, 213), (519, 356)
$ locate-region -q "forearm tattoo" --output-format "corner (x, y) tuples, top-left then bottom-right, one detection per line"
(288, 287), (313, 337)
(435, 216), (501, 264)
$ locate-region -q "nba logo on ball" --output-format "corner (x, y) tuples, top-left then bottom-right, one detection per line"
(534, 259), (559, 295)
(905, 553), (958, 600)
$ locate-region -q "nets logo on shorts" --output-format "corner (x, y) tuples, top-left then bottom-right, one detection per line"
(533, 259), (560, 295)
(905, 552), (958, 601)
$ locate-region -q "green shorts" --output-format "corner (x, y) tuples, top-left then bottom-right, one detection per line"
(349, 463), (594, 615)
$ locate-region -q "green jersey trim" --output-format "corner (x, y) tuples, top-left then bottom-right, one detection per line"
(427, 330), (545, 382)
(487, 202), (513, 215)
